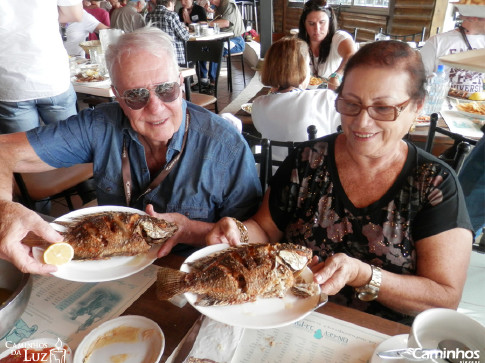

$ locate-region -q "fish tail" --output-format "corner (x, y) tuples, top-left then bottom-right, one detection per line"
(156, 266), (189, 300)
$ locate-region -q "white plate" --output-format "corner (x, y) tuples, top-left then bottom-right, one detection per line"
(73, 315), (164, 363)
(72, 77), (110, 87)
(32, 206), (158, 283)
(0, 337), (73, 362)
(370, 334), (409, 363)
(241, 103), (252, 114)
(455, 109), (485, 120)
(181, 244), (321, 329)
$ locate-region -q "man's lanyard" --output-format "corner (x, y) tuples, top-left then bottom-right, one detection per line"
(458, 26), (473, 51)
(121, 110), (190, 206)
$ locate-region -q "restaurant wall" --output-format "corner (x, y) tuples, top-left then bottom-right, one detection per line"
(274, 0), (449, 43)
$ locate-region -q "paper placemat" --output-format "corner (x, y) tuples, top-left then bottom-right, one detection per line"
(441, 110), (484, 138)
(0, 264), (158, 352)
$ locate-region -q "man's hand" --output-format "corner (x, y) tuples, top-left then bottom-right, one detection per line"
(145, 204), (191, 258)
(0, 201), (63, 274)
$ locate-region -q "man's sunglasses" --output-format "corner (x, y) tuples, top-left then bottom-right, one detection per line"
(115, 81), (181, 110)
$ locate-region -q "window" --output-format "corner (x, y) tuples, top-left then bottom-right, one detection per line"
(288, 0), (389, 8)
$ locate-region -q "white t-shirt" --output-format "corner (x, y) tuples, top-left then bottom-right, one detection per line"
(420, 29), (485, 93)
(64, 10), (101, 57)
(251, 89), (341, 164)
(310, 30), (354, 78)
(0, 0), (82, 102)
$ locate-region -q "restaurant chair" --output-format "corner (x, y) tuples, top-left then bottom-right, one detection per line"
(226, 51), (246, 89)
(377, 27), (426, 47)
(186, 40), (223, 114)
(241, 132), (270, 191)
(236, 0), (259, 33)
(13, 164), (95, 212)
(424, 113), (477, 173)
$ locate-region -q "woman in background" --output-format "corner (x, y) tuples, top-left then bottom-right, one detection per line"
(251, 36), (341, 164)
(298, 2), (355, 90)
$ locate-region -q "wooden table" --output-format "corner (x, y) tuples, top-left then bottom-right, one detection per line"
(123, 253), (409, 362)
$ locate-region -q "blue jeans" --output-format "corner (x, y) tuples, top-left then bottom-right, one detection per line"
(0, 84), (77, 134)
(458, 135), (485, 235)
(199, 36), (245, 81)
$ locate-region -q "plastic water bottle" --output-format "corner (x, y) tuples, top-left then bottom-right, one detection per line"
(423, 65), (450, 115)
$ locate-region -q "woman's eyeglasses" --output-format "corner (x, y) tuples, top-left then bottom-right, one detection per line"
(115, 81), (181, 110)
(335, 97), (411, 122)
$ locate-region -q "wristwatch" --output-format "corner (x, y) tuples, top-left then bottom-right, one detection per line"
(355, 265), (382, 301)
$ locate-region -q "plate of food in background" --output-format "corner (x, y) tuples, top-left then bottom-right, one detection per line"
(241, 103), (252, 114)
(32, 206), (178, 282)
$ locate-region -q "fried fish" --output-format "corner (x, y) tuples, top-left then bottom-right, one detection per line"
(156, 243), (318, 306)
(55, 212), (178, 260)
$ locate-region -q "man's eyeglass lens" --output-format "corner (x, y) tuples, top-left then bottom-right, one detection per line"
(335, 98), (410, 121)
(121, 82), (180, 110)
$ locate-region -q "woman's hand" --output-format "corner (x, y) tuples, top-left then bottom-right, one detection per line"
(205, 216), (242, 247)
(0, 201), (62, 274)
(310, 253), (372, 295)
(327, 76), (341, 90)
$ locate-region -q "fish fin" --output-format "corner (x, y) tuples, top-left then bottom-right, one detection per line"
(156, 266), (189, 300)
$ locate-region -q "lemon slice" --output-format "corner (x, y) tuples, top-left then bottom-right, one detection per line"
(43, 242), (74, 265)
(469, 92), (485, 101)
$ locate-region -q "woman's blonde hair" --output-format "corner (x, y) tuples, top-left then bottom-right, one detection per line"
(261, 36), (310, 90)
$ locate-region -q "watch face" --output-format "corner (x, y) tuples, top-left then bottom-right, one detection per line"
(358, 290), (377, 302)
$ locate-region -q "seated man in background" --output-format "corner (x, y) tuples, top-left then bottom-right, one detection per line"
(197, 0), (246, 90)
(147, 0), (190, 66)
(420, 3), (485, 94)
(110, 0), (146, 33)
(0, 27), (262, 274)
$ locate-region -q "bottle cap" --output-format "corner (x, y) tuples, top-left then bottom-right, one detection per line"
(437, 64), (445, 73)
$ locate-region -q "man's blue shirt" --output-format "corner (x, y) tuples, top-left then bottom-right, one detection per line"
(27, 100), (262, 221)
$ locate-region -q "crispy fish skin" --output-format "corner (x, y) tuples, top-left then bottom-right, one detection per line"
(156, 243), (314, 306)
(57, 212), (178, 260)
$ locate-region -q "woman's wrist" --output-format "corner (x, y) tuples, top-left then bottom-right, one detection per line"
(329, 72), (342, 82)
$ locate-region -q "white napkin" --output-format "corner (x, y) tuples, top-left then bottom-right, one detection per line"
(184, 317), (245, 363)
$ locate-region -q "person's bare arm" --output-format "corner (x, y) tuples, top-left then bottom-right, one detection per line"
(312, 228), (472, 316)
(327, 38), (355, 90)
(0, 133), (63, 273)
(58, 3), (83, 23)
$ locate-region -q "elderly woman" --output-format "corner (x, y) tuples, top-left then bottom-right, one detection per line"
(298, 2), (355, 90)
(207, 41), (473, 323)
(178, 0), (207, 25)
(252, 36), (340, 164)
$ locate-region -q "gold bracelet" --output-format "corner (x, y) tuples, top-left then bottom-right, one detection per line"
(231, 218), (249, 243)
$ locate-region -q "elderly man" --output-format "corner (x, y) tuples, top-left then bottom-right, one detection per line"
(0, 26), (261, 274)
(420, 3), (485, 93)
(110, 0), (146, 33)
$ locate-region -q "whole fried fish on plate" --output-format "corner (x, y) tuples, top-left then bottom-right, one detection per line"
(156, 243), (319, 306)
(54, 212), (178, 260)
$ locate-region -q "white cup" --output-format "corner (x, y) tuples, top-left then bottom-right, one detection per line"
(407, 308), (485, 363)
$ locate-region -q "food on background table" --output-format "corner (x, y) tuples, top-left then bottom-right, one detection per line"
(448, 88), (469, 99)
(55, 212), (178, 260)
(241, 103), (252, 114)
(156, 243), (319, 306)
(309, 76), (324, 86)
(456, 101), (485, 115)
(43, 242), (74, 266)
(74, 68), (106, 83)
(468, 91), (485, 101)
